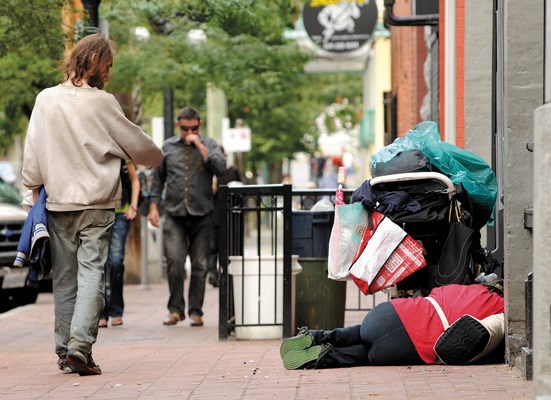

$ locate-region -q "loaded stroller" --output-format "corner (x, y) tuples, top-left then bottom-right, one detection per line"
(340, 121), (500, 296)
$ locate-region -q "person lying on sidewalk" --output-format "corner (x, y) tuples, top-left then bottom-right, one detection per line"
(280, 283), (504, 369)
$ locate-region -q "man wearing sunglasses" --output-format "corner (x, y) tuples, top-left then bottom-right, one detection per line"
(148, 107), (226, 327)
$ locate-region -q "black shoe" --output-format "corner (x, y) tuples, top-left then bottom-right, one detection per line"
(208, 274), (219, 287)
(66, 349), (101, 376)
(434, 315), (490, 365)
(57, 356), (77, 374)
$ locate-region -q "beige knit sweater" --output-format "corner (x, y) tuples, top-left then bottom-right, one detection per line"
(22, 84), (164, 211)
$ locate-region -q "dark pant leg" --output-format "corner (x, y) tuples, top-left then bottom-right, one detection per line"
(102, 213), (130, 319)
(360, 301), (425, 365)
(310, 324), (363, 348)
(308, 324), (370, 369)
(314, 344), (371, 369)
(314, 301), (424, 369)
(207, 224), (219, 277)
(164, 214), (189, 315)
(187, 214), (212, 316)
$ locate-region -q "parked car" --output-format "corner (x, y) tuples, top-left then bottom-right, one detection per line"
(0, 161), (18, 186)
(0, 178), (45, 312)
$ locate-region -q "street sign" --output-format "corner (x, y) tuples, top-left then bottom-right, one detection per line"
(223, 127), (252, 152)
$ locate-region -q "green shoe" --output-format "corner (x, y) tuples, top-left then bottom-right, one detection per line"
(280, 327), (314, 357)
(282, 345), (322, 370)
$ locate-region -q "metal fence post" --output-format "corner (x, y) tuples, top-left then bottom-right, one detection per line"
(218, 185), (230, 340)
(282, 183), (293, 338)
(139, 215), (149, 290)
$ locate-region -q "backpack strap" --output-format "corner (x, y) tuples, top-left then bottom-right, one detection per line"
(425, 296), (449, 330)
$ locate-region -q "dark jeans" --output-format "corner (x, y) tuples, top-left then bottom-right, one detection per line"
(207, 224), (220, 277)
(164, 213), (212, 317)
(100, 212), (130, 319)
(311, 301), (424, 368)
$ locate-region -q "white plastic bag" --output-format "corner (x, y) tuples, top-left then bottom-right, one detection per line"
(327, 203), (366, 281)
(310, 196), (335, 212)
(349, 211), (426, 294)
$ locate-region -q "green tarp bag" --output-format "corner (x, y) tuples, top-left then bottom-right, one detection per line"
(370, 121), (497, 229)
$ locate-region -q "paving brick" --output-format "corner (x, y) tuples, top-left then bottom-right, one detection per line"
(0, 282), (534, 399)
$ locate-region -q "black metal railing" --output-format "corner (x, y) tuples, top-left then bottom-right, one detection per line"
(218, 184), (293, 339)
(218, 185), (383, 340)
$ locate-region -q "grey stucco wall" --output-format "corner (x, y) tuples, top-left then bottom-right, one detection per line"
(464, 1), (494, 251)
(503, 0), (542, 346)
(533, 104), (551, 396)
(464, 0), (493, 165)
(465, 0), (539, 366)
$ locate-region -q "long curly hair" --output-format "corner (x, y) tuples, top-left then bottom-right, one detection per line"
(60, 33), (114, 89)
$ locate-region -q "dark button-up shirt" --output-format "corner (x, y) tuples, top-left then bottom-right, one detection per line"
(150, 135), (226, 217)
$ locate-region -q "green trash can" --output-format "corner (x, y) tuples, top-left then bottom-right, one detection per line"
(294, 257), (346, 330)
(292, 211), (347, 330)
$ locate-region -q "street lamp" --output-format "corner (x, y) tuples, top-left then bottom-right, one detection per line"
(79, 0), (101, 38)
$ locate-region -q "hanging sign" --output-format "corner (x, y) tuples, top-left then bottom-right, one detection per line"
(302, 0), (378, 53)
(222, 127), (252, 152)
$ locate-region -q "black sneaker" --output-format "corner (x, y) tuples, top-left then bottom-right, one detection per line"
(434, 315), (490, 365)
(66, 349), (101, 376)
(57, 356), (77, 374)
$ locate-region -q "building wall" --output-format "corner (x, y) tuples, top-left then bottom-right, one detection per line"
(374, 36), (392, 151)
(463, 0), (494, 252)
(438, 0), (445, 136)
(364, 35), (391, 153)
(461, 0), (542, 373)
(438, 0), (465, 144)
(502, 0), (542, 367)
(390, 0), (427, 136)
(534, 1), (551, 396)
(533, 103), (551, 395)
(361, 0), (391, 179)
(455, 0), (465, 147)
(463, 0), (493, 164)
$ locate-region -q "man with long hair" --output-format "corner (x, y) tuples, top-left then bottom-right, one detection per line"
(22, 33), (163, 376)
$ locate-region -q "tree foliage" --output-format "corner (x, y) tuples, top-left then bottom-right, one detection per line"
(0, 0), (364, 181)
(0, 0), (67, 154)
(100, 0), (325, 177)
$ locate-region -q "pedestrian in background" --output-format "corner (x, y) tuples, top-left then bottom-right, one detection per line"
(98, 160), (140, 328)
(208, 147), (242, 287)
(21, 33), (163, 375)
(148, 106), (226, 327)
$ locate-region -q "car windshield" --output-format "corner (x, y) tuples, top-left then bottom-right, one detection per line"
(0, 178), (22, 205)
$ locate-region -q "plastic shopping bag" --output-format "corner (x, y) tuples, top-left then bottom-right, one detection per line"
(349, 210), (426, 294)
(327, 203), (367, 281)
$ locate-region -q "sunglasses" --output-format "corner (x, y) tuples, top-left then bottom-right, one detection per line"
(179, 125), (199, 132)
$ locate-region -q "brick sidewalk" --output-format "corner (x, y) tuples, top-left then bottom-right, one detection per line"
(0, 282), (533, 399)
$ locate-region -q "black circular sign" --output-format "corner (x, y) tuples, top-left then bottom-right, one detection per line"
(302, 0), (378, 53)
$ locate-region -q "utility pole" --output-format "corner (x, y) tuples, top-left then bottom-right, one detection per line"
(163, 87), (174, 139)
(81, 0), (101, 28)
